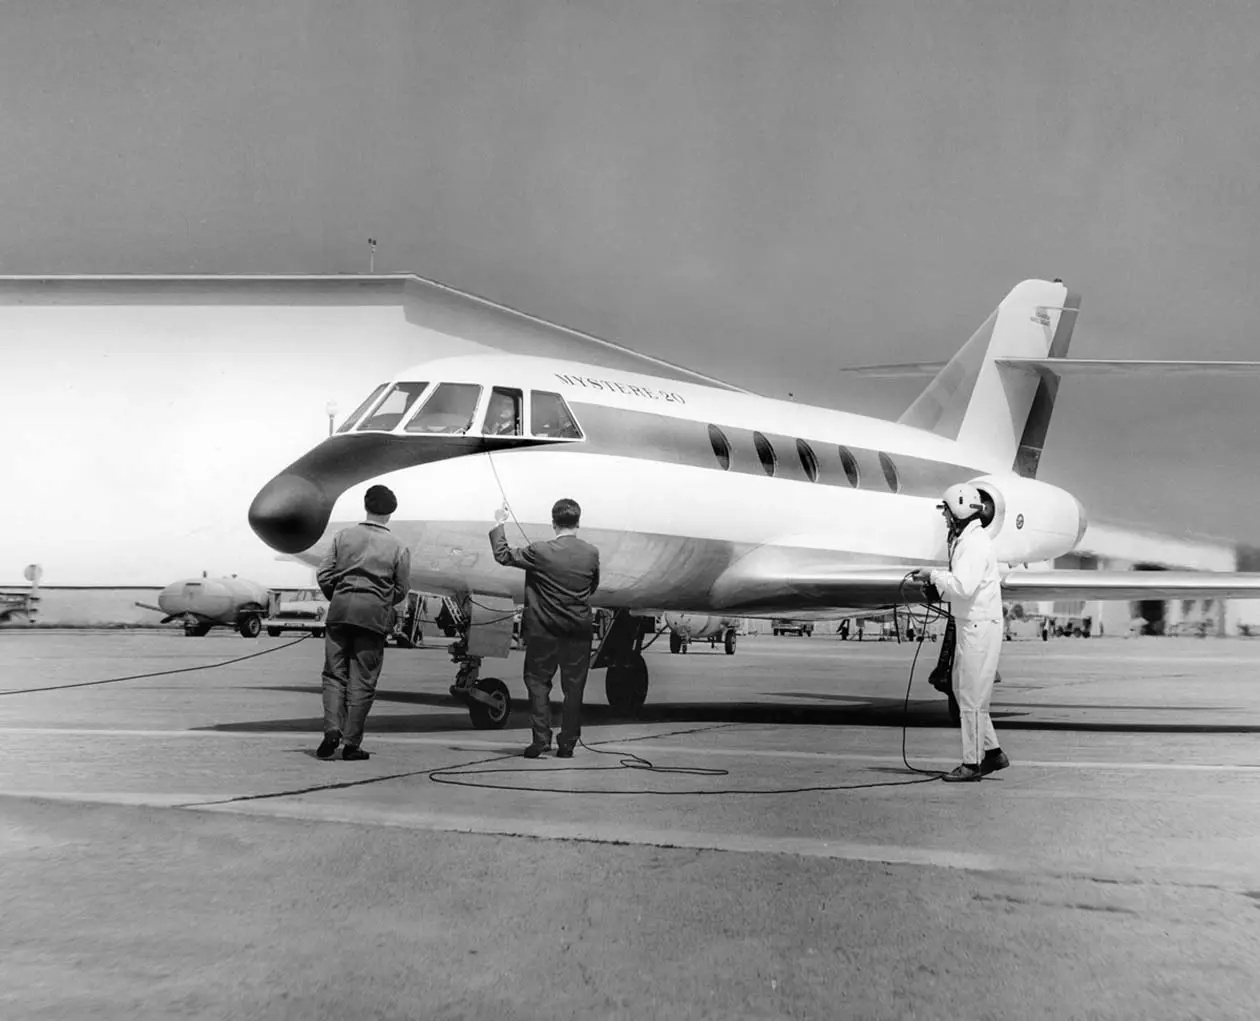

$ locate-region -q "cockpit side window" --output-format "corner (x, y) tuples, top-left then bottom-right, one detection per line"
(482, 387), (523, 437)
(530, 391), (583, 439)
(404, 382), (483, 435)
(336, 383), (390, 434)
(356, 382), (430, 432)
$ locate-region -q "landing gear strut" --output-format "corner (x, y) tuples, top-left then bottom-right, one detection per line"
(593, 610), (654, 713)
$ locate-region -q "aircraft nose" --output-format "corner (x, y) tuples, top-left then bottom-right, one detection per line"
(248, 473), (332, 554)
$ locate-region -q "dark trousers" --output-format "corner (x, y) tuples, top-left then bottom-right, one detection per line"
(322, 623), (386, 747)
(522, 631), (591, 748)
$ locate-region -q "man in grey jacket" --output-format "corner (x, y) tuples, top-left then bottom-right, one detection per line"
(490, 498), (601, 758)
(315, 484), (411, 761)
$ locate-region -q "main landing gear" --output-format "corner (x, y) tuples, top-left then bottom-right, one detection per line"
(593, 610), (655, 713)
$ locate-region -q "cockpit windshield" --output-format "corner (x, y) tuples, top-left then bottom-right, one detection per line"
(531, 391), (583, 439)
(482, 387), (523, 436)
(335, 383), (390, 434)
(355, 382), (430, 432)
(404, 382), (482, 434)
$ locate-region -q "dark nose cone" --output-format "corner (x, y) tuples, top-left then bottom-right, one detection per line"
(248, 473), (332, 554)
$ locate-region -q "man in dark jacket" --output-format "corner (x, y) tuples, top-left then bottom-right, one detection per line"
(315, 484), (411, 761)
(490, 498), (601, 758)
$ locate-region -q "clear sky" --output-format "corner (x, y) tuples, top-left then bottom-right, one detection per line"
(3, 1), (1260, 583)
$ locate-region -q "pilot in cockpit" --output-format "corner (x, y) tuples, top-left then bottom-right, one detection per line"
(484, 393), (520, 436)
(534, 412), (562, 437)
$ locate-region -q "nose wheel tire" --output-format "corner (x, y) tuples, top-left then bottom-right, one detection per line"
(467, 677), (512, 730)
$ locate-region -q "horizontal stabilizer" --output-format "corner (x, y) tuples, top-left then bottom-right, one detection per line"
(996, 358), (1260, 378)
(833, 361), (947, 378)
(838, 357), (1260, 380)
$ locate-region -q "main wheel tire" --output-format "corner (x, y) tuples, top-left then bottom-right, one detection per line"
(468, 677), (511, 730)
(185, 622), (211, 637)
(238, 614), (262, 638)
(669, 632), (682, 654)
(724, 630), (737, 655)
(605, 654), (649, 713)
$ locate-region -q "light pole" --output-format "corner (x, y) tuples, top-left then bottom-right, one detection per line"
(325, 400), (338, 437)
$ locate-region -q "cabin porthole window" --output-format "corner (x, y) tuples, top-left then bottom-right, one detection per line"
(878, 452), (901, 493)
(838, 446), (860, 487)
(796, 439), (819, 482)
(753, 431), (777, 476)
(708, 425), (731, 470)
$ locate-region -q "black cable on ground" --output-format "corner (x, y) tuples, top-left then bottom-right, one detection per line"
(0, 634), (313, 697)
(181, 724), (736, 808)
(428, 578), (953, 795)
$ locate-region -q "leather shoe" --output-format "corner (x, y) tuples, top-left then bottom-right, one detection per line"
(522, 743), (550, 759)
(316, 730), (341, 760)
(342, 745), (370, 761)
(556, 745), (574, 759)
(981, 749), (1010, 775)
(942, 763), (982, 782)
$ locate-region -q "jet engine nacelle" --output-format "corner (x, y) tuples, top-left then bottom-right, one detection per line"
(968, 474), (1088, 565)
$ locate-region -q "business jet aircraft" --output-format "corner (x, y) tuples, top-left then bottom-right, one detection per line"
(249, 276), (1260, 729)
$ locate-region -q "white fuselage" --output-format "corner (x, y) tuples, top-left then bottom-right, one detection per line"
(265, 353), (1085, 616)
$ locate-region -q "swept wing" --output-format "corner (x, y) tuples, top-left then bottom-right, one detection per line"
(708, 562), (1260, 616)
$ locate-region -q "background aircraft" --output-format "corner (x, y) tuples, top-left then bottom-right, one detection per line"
(249, 276), (1260, 729)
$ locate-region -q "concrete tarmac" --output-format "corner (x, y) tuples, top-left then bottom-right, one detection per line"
(1, 630), (1258, 1019)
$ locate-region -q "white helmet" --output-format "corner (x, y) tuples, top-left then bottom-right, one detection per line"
(940, 482), (983, 520)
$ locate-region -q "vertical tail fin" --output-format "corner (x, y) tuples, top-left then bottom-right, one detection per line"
(898, 279), (1081, 475)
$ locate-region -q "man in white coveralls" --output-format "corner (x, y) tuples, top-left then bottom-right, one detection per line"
(915, 483), (1011, 783)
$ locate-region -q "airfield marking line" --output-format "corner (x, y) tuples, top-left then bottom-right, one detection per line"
(194, 800), (1010, 872)
(5, 790), (1256, 889)
(0, 726), (1258, 772)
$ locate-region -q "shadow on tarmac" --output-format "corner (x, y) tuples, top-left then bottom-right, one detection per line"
(194, 684), (1260, 736)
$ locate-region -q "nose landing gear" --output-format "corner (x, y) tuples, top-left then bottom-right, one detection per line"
(446, 594), (518, 729)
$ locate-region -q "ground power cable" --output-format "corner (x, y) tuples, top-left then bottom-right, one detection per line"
(179, 723), (736, 809)
(426, 572), (953, 795)
(0, 633), (314, 697)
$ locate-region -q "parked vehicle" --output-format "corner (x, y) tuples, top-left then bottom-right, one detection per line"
(772, 619), (814, 637)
